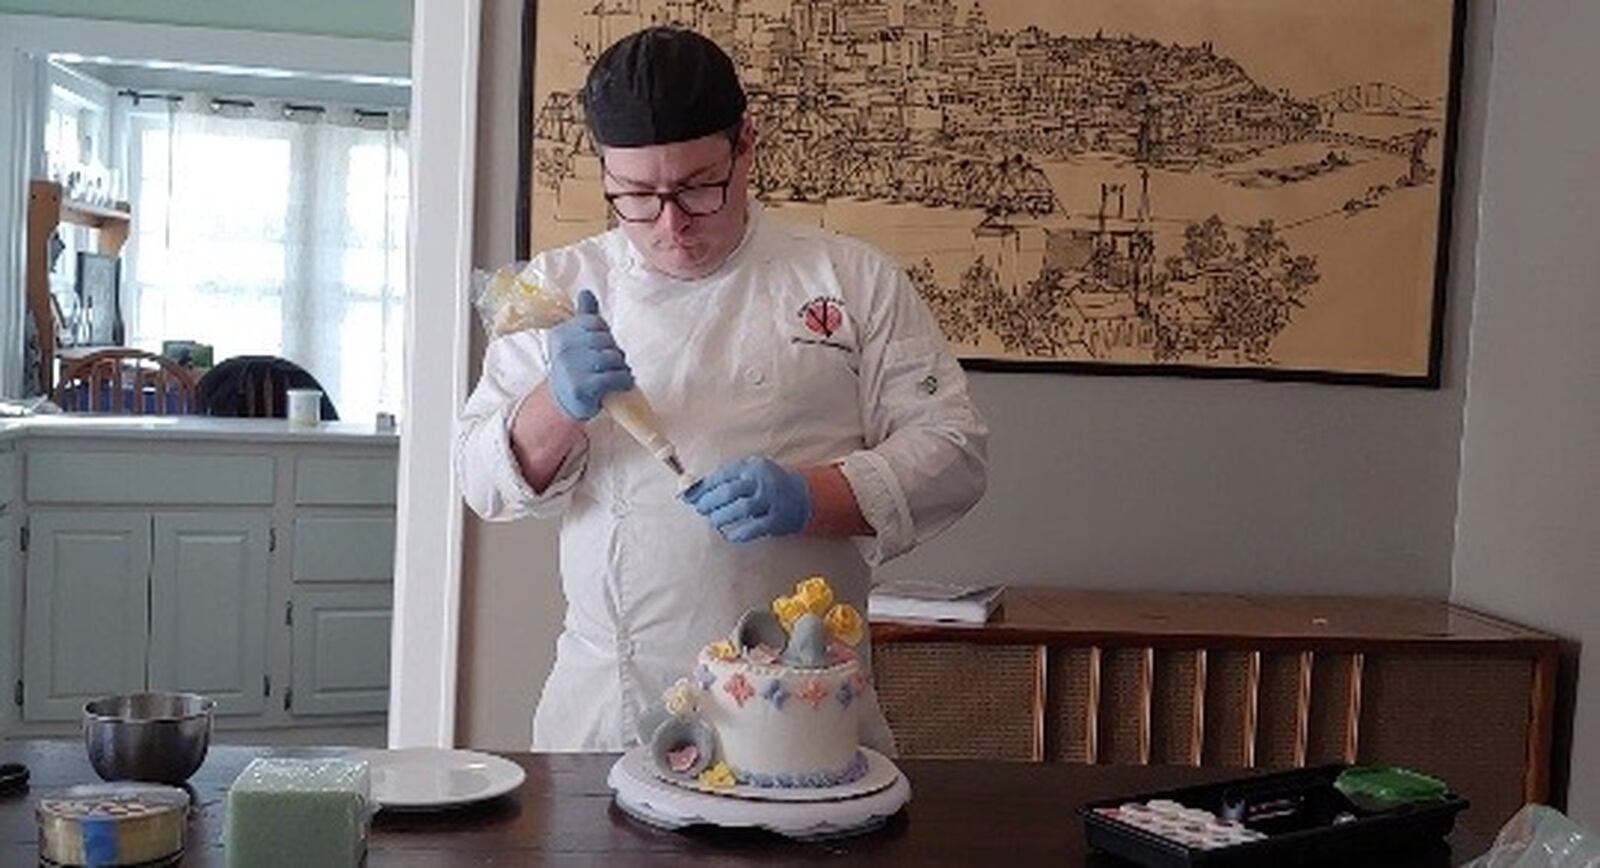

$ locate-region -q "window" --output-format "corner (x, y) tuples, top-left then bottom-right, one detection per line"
(46, 82), (105, 168)
(340, 141), (409, 426)
(124, 100), (408, 421)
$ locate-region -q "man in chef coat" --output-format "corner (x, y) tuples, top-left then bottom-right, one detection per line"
(455, 26), (988, 751)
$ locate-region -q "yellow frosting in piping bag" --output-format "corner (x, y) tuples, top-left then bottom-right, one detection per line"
(486, 267), (685, 478)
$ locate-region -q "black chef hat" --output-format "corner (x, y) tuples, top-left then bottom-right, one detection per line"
(582, 27), (747, 148)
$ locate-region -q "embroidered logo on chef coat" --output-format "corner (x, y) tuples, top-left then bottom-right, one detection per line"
(800, 296), (843, 337)
(793, 296), (852, 353)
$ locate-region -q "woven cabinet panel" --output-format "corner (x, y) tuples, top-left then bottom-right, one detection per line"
(1357, 653), (1533, 840)
(1097, 648), (1149, 764)
(872, 642), (1040, 760)
(1202, 650), (1253, 767)
(1045, 647), (1096, 762)
(1256, 652), (1307, 768)
(1306, 652), (1358, 765)
(1150, 650), (1202, 766)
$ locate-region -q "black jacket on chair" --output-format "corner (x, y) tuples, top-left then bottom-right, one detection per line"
(196, 356), (340, 420)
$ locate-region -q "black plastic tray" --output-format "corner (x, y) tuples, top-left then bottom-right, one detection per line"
(1080, 764), (1468, 868)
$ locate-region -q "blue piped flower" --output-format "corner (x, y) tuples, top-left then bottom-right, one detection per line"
(695, 664), (716, 690)
(836, 680), (855, 709)
(761, 678), (789, 710)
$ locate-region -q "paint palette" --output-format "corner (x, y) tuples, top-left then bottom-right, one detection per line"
(1091, 800), (1269, 851)
(1080, 764), (1467, 867)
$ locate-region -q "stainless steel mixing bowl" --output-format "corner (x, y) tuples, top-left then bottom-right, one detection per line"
(83, 692), (215, 784)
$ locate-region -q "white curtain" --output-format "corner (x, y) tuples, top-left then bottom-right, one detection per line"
(125, 96), (407, 422)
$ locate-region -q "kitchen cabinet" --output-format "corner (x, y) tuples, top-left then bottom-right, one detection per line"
(24, 511), (272, 722)
(149, 513), (270, 716)
(22, 511), (150, 721)
(0, 418), (398, 740)
(0, 447), (16, 734)
(291, 586), (393, 716)
(286, 461), (397, 717)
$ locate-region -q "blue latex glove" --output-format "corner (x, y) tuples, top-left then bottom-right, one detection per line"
(546, 289), (633, 421)
(681, 457), (812, 543)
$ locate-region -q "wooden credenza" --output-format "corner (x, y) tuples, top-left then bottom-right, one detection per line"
(870, 588), (1562, 839)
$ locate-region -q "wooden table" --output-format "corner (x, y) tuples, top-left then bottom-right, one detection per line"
(0, 741), (1480, 866)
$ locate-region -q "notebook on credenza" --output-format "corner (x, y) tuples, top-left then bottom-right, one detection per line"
(867, 580), (1004, 625)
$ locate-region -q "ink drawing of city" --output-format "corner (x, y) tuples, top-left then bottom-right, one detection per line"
(527, 0), (1459, 379)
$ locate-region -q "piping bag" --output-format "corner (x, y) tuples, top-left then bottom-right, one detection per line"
(474, 264), (686, 479)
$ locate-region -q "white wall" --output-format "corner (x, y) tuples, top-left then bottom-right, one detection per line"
(454, 0), (1497, 749)
(1451, 0), (1600, 827)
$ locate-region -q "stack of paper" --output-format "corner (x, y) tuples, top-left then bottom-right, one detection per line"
(868, 580), (1004, 624)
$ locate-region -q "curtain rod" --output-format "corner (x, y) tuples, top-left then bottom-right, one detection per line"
(116, 88), (180, 105)
(116, 88), (400, 118)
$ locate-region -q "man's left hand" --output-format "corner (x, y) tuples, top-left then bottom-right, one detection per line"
(681, 456), (812, 543)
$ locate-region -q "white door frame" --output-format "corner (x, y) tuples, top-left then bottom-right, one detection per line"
(388, 0), (480, 748)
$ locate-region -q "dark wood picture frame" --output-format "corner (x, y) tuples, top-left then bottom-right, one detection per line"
(74, 250), (123, 347)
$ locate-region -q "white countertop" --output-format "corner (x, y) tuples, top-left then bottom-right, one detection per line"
(0, 414), (400, 445)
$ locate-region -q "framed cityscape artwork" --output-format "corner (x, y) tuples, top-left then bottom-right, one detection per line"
(520, 0), (1466, 386)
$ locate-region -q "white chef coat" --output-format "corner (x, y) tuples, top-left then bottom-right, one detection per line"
(455, 202), (988, 752)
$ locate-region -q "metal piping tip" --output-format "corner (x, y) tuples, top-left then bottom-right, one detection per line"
(664, 454), (685, 476)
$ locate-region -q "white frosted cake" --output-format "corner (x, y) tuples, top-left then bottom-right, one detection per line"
(645, 577), (870, 790)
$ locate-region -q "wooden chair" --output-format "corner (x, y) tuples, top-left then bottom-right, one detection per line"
(54, 348), (199, 415)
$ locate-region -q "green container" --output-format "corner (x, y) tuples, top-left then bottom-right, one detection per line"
(1334, 765), (1449, 812)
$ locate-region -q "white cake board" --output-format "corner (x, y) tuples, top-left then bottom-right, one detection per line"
(608, 746), (911, 841)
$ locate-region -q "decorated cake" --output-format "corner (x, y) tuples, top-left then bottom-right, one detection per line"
(645, 576), (870, 790)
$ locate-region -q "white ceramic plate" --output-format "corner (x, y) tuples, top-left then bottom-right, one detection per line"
(355, 748), (526, 811)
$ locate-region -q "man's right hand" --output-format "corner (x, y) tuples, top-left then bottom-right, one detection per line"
(546, 289), (634, 421)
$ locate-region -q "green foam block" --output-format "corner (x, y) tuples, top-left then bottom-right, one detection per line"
(225, 758), (371, 868)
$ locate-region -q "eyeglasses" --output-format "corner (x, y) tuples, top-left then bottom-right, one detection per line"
(601, 155), (736, 223)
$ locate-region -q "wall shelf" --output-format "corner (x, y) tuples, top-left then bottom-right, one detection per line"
(24, 179), (133, 394)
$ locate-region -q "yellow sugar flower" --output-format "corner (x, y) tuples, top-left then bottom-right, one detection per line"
(697, 761), (736, 789)
(705, 640), (739, 662)
(825, 603), (865, 647)
(795, 576), (835, 616)
(772, 594), (808, 631)
(662, 678), (698, 716)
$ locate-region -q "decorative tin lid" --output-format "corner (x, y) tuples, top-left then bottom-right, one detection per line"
(37, 783), (189, 867)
